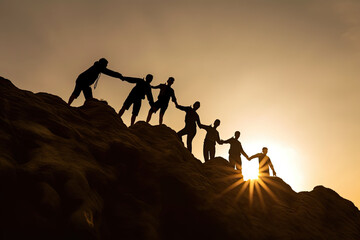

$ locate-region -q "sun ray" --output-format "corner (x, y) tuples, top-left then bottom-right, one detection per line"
(249, 179), (255, 207)
(254, 180), (266, 210)
(257, 178), (281, 203)
(235, 180), (250, 201)
(215, 172), (243, 182)
(216, 177), (244, 199)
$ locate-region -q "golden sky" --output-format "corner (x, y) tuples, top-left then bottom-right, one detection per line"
(1, 0), (360, 206)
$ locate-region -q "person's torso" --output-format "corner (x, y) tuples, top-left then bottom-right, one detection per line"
(229, 138), (241, 155)
(77, 64), (103, 85)
(258, 154), (270, 174)
(130, 80), (149, 99)
(158, 84), (173, 102)
(205, 127), (219, 144)
(185, 108), (198, 128)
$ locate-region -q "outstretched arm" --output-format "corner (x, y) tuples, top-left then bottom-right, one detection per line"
(216, 132), (222, 145)
(222, 138), (232, 144)
(151, 84), (161, 89)
(196, 115), (202, 129)
(199, 123), (210, 130)
(239, 143), (249, 160)
(172, 94), (178, 106)
(268, 158), (276, 176)
(121, 76), (141, 84)
(248, 153), (261, 161)
(102, 68), (123, 79)
(176, 104), (189, 112)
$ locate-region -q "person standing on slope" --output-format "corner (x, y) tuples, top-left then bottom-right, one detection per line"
(176, 101), (202, 153)
(146, 77), (177, 125)
(248, 147), (276, 177)
(118, 74), (154, 126)
(222, 131), (249, 174)
(200, 119), (222, 162)
(68, 58), (123, 106)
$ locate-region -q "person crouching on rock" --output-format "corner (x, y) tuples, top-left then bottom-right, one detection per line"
(68, 58), (123, 106)
(176, 101), (202, 153)
(118, 74), (154, 126)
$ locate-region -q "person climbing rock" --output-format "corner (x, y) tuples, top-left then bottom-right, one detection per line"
(68, 58), (122, 106)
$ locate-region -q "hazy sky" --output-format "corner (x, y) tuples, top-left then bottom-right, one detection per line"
(1, 0), (360, 206)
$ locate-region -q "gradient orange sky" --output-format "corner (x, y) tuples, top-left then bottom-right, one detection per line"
(1, 0), (360, 207)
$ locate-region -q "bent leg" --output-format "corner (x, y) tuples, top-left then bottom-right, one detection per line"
(68, 83), (82, 106)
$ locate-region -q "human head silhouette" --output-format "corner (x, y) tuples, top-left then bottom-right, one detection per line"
(262, 147), (268, 154)
(193, 101), (200, 110)
(167, 77), (175, 86)
(234, 131), (240, 139)
(98, 58), (108, 68)
(214, 119), (220, 128)
(145, 74), (153, 83)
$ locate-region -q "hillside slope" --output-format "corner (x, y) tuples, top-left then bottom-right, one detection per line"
(0, 76), (359, 240)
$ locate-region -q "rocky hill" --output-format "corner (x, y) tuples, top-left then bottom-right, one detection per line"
(0, 76), (359, 240)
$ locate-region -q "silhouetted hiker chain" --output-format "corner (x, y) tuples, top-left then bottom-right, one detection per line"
(249, 147), (276, 177)
(222, 131), (249, 174)
(68, 58), (122, 106)
(146, 77), (177, 125)
(67, 59), (279, 179)
(118, 74), (154, 126)
(200, 119), (222, 162)
(176, 101), (202, 153)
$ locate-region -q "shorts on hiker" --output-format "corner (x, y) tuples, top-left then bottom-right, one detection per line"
(71, 82), (93, 100)
(152, 100), (169, 114)
(123, 96), (141, 116)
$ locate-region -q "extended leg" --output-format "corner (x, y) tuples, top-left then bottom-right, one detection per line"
(131, 100), (141, 126)
(209, 144), (215, 160)
(187, 131), (196, 153)
(68, 94), (76, 106)
(203, 142), (210, 162)
(118, 106), (126, 117)
(130, 114), (136, 126)
(146, 108), (154, 123)
(159, 112), (164, 125)
(177, 128), (187, 140)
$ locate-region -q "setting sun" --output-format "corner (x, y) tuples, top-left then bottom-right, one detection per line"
(242, 161), (259, 181)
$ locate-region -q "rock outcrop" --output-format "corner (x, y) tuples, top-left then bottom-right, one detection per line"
(0, 76), (359, 240)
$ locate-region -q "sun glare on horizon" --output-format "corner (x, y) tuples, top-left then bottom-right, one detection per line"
(218, 139), (303, 191)
(242, 161), (259, 181)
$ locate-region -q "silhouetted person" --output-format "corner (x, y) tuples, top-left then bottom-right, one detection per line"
(118, 74), (154, 126)
(146, 77), (177, 125)
(176, 101), (202, 153)
(248, 147), (276, 177)
(222, 131), (249, 173)
(68, 58), (122, 106)
(200, 119), (222, 162)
